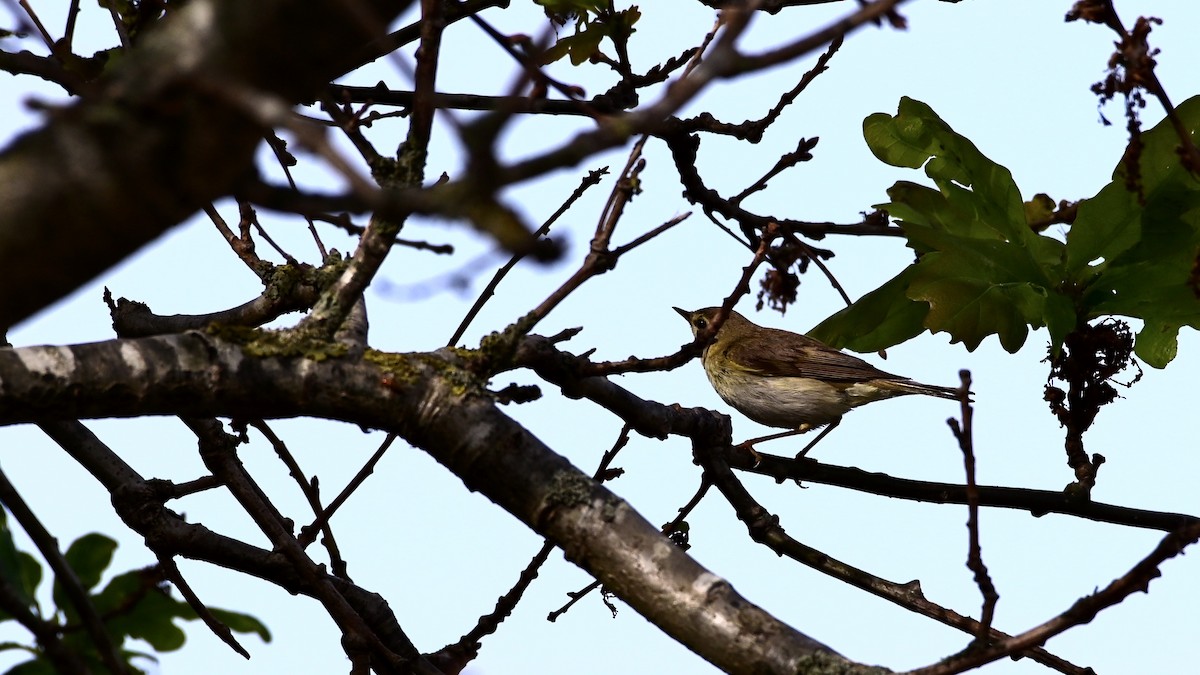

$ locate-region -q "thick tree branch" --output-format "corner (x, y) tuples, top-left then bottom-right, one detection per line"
(0, 0), (415, 330)
(0, 335), (852, 673)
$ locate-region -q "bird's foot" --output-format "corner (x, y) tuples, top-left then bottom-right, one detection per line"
(732, 441), (763, 468)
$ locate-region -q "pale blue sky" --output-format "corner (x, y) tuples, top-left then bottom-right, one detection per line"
(2, 2), (1197, 674)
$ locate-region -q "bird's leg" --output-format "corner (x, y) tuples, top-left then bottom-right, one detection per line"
(735, 420), (843, 464)
(735, 424), (815, 466)
(740, 427), (809, 447)
(794, 420), (840, 459)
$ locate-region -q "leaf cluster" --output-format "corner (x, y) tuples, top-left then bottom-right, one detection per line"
(810, 96), (1200, 368)
(536, 0), (642, 66)
(0, 511), (269, 675)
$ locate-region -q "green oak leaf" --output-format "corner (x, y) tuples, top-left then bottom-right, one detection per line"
(808, 267), (929, 351)
(840, 97), (1069, 353)
(0, 511), (40, 622)
(1069, 95), (1200, 366)
(821, 95), (1200, 368)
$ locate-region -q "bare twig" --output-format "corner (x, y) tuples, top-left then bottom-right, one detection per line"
(909, 519), (1200, 675)
(946, 370), (998, 640)
(468, 14), (590, 106)
(184, 417), (412, 671)
(158, 555), (250, 658)
(548, 427), (710, 622)
(237, 201), (298, 264)
(61, 0), (82, 53)
(264, 132), (327, 257)
(297, 0), (446, 339)
(298, 433), (397, 556)
(690, 429), (1090, 675)
(448, 167), (610, 346)
(430, 540), (556, 671)
(547, 425), (637, 619)
(577, 224), (776, 377)
(249, 420), (350, 578)
(734, 451), (1196, 533)
(524, 139), (656, 328)
(156, 475), (223, 499)
(16, 0), (55, 51)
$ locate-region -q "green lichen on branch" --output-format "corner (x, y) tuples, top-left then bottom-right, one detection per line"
(255, 250), (347, 304)
(546, 471), (595, 508)
(793, 653), (892, 674)
(312, 249), (348, 286)
(369, 155), (405, 186)
(261, 263), (307, 303)
(365, 347), (484, 398)
(392, 144), (428, 188)
(205, 324), (348, 362)
(363, 348), (421, 383)
(477, 311), (539, 374)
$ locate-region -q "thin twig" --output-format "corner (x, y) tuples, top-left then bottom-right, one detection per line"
(156, 475), (223, 499)
(17, 0), (55, 51)
(729, 452), (1196, 533)
(550, 428), (714, 619)
(431, 540), (556, 669)
(782, 233), (853, 307)
(296, 0), (446, 339)
(660, 476), (713, 547)
(61, 0), (81, 53)
(158, 555), (250, 658)
(264, 131), (327, 257)
(547, 579), (602, 622)
(908, 519), (1200, 675)
(249, 420), (351, 579)
(609, 213), (690, 257)
(468, 14), (591, 106)
(690, 431), (1090, 675)
(240, 201), (298, 265)
(184, 418), (409, 668)
(547, 425), (640, 621)
(578, 225), (776, 377)
(205, 204), (268, 277)
(524, 140), (655, 329)
(298, 434), (398, 554)
(448, 167), (609, 346)
(947, 370), (997, 641)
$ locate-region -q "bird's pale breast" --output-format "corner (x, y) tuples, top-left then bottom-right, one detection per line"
(702, 359), (851, 429)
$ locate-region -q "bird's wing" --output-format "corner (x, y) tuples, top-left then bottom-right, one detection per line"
(728, 328), (902, 383)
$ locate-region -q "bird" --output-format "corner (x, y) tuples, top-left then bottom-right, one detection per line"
(674, 306), (964, 458)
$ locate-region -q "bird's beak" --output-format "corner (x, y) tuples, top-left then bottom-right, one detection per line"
(672, 306), (691, 321)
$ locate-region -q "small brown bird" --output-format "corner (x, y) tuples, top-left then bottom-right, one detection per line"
(675, 306), (963, 457)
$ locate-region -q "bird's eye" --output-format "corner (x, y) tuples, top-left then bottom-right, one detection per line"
(694, 318), (708, 330)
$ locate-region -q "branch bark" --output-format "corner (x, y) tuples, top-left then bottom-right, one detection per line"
(0, 334), (853, 673)
(0, 0), (414, 330)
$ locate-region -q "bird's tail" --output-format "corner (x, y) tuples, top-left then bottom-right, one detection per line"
(886, 379), (971, 402)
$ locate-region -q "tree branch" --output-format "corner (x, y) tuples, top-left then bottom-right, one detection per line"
(0, 0), (415, 330)
(1, 334), (848, 673)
